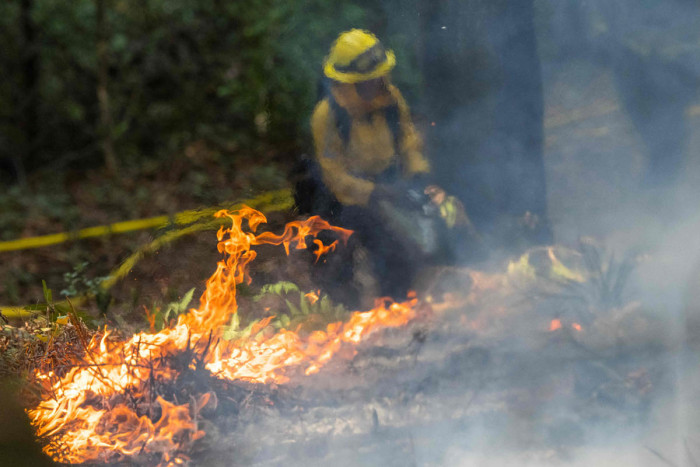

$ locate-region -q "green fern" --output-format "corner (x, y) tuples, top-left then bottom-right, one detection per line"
(162, 288), (195, 323)
(253, 281), (300, 301)
(147, 288), (195, 331)
(222, 281), (349, 340)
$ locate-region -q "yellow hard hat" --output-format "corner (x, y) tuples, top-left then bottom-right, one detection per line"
(324, 29), (396, 84)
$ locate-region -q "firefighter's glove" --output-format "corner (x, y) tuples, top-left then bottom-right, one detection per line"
(424, 185), (466, 229)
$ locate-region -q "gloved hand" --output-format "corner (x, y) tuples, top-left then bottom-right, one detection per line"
(424, 185), (446, 205)
(424, 185), (470, 229)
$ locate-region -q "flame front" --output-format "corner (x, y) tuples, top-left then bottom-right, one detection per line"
(28, 208), (418, 465)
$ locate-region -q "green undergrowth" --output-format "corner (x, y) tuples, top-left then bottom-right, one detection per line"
(225, 281), (349, 341)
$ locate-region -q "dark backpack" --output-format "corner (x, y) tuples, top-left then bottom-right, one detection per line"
(294, 81), (403, 218)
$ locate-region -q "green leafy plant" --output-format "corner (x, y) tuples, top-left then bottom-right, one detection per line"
(255, 281), (348, 325)
(222, 312), (274, 342)
(21, 280), (70, 322)
(144, 288), (195, 332)
(576, 239), (638, 310)
(517, 240), (640, 329)
(60, 262), (111, 314)
(60, 262), (108, 298)
(222, 281), (348, 342)
(6, 281), (93, 348)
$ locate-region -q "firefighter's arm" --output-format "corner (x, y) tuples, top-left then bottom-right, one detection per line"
(311, 100), (375, 206)
(392, 88), (430, 177)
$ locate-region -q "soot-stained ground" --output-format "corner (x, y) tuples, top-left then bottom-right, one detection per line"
(190, 257), (689, 467)
(187, 56), (700, 466)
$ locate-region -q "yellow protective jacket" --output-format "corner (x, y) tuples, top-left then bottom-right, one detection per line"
(310, 83), (430, 206)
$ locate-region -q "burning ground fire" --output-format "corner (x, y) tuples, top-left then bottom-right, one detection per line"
(549, 318), (583, 332)
(27, 207), (420, 465)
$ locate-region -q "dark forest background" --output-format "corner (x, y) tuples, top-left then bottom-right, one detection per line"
(1, 0), (427, 182)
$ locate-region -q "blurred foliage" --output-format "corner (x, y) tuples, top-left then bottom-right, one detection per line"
(223, 280), (348, 341)
(144, 287), (195, 332)
(60, 262), (108, 298)
(0, 0), (416, 176)
(28, 280), (96, 326)
(508, 240), (639, 327)
(0, 179), (81, 241)
(60, 262), (111, 314)
(252, 281), (348, 329)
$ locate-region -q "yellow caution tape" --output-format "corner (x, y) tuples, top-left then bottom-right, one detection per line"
(0, 189), (292, 253)
(0, 306), (37, 320)
(0, 217), (166, 252)
(100, 189), (294, 290)
(0, 189), (294, 319)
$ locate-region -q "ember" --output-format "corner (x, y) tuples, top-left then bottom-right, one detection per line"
(550, 318), (563, 331)
(549, 319), (583, 332)
(27, 208), (419, 465)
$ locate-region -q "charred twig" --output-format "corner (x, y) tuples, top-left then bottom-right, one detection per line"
(137, 436), (149, 457)
(65, 297), (113, 387)
(60, 361), (164, 371)
(65, 297), (90, 351)
(686, 438), (700, 467)
(646, 446), (679, 467)
(147, 352), (157, 420)
(194, 331), (215, 371)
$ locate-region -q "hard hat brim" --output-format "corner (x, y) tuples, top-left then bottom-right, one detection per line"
(324, 50), (396, 84)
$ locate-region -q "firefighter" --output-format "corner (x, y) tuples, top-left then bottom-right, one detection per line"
(301, 29), (479, 303)
(311, 29), (429, 210)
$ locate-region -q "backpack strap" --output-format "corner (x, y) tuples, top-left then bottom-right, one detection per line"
(327, 94), (402, 154)
(384, 103), (402, 152)
(328, 96), (352, 144)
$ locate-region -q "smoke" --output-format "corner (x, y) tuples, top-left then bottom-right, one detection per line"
(202, 2), (700, 465)
(277, 1), (700, 466)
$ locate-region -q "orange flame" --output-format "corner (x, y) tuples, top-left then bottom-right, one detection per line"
(28, 208), (416, 465)
(549, 319), (583, 332)
(304, 291), (320, 305)
(313, 239), (338, 263)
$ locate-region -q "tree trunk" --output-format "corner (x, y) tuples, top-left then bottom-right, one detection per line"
(96, 0), (118, 175)
(419, 0), (551, 250)
(18, 0), (38, 185)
